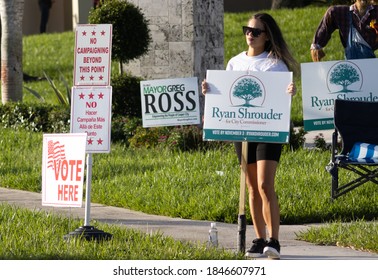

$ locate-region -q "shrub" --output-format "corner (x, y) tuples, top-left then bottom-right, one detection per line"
(287, 126), (307, 151)
(129, 126), (171, 148)
(0, 103), (70, 133)
(111, 116), (142, 144)
(88, 0), (152, 65)
(159, 125), (223, 151)
(128, 124), (228, 151)
(313, 133), (332, 151)
(0, 102), (144, 143)
(162, 126), (204, 151)
(111, 73), (142, 118)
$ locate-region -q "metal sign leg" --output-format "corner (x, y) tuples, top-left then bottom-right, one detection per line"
(64, 153), (112, 241)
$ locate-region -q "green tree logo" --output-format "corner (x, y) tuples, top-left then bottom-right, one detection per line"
(327, 62), (362, 93)
(231, 76), (265, 107)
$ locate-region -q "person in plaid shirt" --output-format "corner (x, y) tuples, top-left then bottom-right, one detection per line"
(311, 0), (378, 61)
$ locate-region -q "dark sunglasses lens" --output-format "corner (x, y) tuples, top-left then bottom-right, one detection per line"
(252, 28), (262, 37)
(242, 26), (262, 37)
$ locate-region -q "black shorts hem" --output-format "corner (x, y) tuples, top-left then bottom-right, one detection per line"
(234, 142), (282, 164)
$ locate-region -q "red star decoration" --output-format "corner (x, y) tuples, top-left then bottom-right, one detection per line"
(80, 75), (85, 81)
(90, 75), (94, 81)
(101, 30), (106, 36)
(98, 92), (104, 99)
(88, 92), (94, 99)
(97, 138), (103, 145)
(91, 30), (96, 36)
(87, 138), (93, 145)
(99, 75), (104, 80)
(82, 31), (87, 36)
(79, 93), (85, 99)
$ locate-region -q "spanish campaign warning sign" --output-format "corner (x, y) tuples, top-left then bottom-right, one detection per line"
(140, 77), (200, 127)
(70, 86), (112, 153)
(203, 70), (292, 143)
(301, 58), (378, 131)
(42, 133), (87, 207)
(74, 24), (112, 86)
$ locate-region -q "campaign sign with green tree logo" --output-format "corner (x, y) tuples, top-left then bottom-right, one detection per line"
(301, 59), (378, 131)
(203, 70), (292, 143)
(329, 63), (361, 93)
(233, 78), (263, 106)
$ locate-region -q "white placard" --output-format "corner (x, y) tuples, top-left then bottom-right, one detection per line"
(42, 133), (87, 207)
(203, 70), (292, 143)
(301, 58), (378, 131)
(70, 86), (112, 153)
(73, 24), (112, 86)
(140, 77), (201, 127)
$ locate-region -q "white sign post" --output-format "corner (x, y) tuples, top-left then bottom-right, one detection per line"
(63, 24), (113, 241)
(42, 133), (87, 207)
(301, 58), (378, 131)
(140, 77), (201, 127)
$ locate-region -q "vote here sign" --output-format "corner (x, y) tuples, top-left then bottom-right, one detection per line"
(74, 24), (112, 86)
(42, 133), (87, 207)
(70, 86), (112, 153)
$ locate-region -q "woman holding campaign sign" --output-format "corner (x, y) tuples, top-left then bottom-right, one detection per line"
(202, 12), (297, 259)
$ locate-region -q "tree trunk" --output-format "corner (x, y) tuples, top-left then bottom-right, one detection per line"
(0, 0), (24, 104)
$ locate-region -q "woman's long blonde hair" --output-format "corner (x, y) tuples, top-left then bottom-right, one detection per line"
(251, 13), (299, 74)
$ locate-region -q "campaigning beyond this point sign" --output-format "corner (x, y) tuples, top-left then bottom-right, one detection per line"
(42, 133), (87, 207)
(140, 77), (201, 127)
(74, 24), (112, 86)
(203, 70), (292, 143)
(301, 58), (378, 131)
(70, 86), (112, 153)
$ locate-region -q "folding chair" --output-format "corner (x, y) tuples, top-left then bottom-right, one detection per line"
(326, 99), (378, 199)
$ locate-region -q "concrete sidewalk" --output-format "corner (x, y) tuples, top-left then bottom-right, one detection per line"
(1, 187), (377, 260)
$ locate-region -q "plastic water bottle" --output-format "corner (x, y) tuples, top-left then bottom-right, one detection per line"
(208, 222), (218, 247)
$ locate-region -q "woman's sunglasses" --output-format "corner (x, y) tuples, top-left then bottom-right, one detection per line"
(242, 26), (266, 37)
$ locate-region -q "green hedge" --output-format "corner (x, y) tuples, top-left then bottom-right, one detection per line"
(0, 102), (307, 151)
(0, 103), (70, 133)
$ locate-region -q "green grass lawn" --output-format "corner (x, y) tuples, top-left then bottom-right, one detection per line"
(2, 128), (378, 225)
(0, 203), (242, 260)
(1, 128), (377, 255)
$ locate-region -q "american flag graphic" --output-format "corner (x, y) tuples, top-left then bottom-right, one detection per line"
(47, 140), (66, 169)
